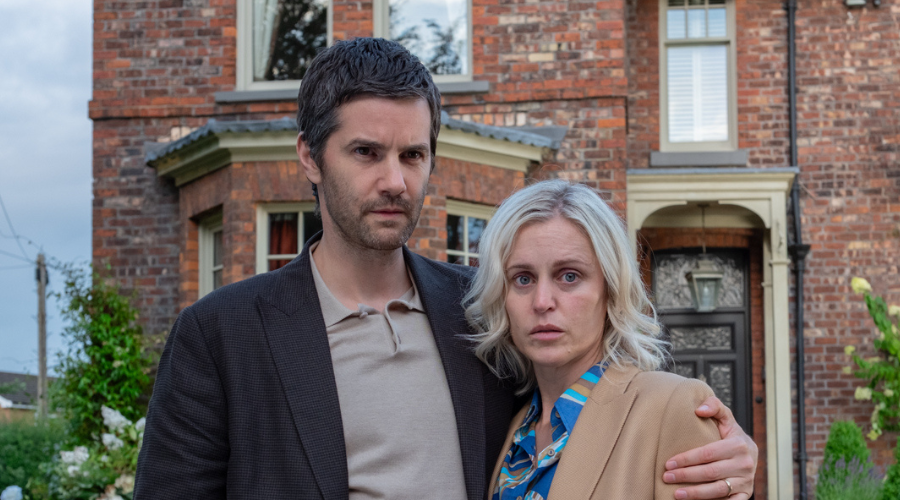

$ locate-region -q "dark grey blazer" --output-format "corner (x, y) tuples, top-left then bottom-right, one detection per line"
(134, 235), (518, 499)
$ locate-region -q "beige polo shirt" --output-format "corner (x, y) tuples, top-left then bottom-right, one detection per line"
(310, 250), (468, 499)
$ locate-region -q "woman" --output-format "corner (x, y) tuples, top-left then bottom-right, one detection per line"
(465, 180), (722, 499)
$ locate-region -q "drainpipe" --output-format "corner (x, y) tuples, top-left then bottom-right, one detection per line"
(786, 1), (811, 498)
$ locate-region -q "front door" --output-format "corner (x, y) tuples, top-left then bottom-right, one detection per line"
(652, 249), (752, 434)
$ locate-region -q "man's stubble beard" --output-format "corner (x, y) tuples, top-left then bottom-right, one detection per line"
(318, 167), (428, 252)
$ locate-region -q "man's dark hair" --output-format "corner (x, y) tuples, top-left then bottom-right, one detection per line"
(296, 37), (442, 172)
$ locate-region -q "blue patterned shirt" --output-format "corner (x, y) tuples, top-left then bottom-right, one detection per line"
(493, 363), (608, 500)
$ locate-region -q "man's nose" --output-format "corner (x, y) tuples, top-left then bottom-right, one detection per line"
(379, 156), (407, 196)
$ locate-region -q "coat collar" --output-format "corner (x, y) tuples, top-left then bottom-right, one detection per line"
(258, 236), (487, 500)
(488, 364), (642, 499)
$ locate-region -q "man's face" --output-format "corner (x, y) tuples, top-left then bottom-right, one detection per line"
(299, 97), (433, 252)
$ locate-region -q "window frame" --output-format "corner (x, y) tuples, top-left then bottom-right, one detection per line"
(372, 0), (474, 83)
(199, 214), (224, 298)
(255, 202), (318, 274)
(445, 199), (494, 266)
(236, 0), (334, 92)
(658, 0), (738, 153)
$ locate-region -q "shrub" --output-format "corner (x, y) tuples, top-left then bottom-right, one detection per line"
(816, 457), (882, 500)
(881, 437), (900, 500)
(0, 419), (65, 493)
(52, 265), (158, 445)
(816, 420), (881, 500)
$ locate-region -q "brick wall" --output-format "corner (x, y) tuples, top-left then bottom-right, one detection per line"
(792, 0), (900, 484)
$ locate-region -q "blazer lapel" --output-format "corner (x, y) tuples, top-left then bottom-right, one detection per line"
(405, 249), (487, 500)
(258, 237), (348, 500)
(548, 365), (641, 499)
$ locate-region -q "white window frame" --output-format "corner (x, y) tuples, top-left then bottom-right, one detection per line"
(236, 0), (334, 92)
(446, 200), (494, 266)
(373, 0), (474, 83)
(659, 0), (738, 152)
(255, 202), (318, 274)
(199, 214), (224, 298)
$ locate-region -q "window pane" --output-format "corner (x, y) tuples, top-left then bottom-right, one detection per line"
(303, 211), (323, 242)
(269, 259), (293, 271)
(667, 10), (686, 39)
(447, 214), (464, 251)
(668, 45), (728, 143)
(468, 257), (479, 267)
(709, 0), (725, 4)
(253, 0), (328, 82)
(687, 9), (706, 38)
(668, 0), (685, 6)
(213, 269), (223, 290)
(447, 253), (466, 265)
(707, 7), (726, 37)
(688, 0), (704, 5)
(212, 230), (223, 267)
(269, 213), (299, 255)
(389, 0), (468, 75)
(467, 216), (486, 253)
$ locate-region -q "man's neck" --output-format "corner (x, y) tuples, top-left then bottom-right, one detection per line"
(311, 231), (413, 312)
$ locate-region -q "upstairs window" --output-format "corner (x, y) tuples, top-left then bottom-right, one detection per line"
(374, 0), (472, 82)
(660, 0), (737, 151)
(237, 0), (331, 91)
(199, 215), (224, 297)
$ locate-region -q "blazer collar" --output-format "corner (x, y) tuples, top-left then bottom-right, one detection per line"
(548, 364), (641, 499)
(404, 247), (487, 500)
(258, 233), (349, 500)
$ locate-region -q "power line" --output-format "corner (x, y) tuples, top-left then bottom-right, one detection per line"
(0, 190), (31, 261)
(0, 248), (33, 264)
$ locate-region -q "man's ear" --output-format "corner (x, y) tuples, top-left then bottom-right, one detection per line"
(297, 134), (323, 185)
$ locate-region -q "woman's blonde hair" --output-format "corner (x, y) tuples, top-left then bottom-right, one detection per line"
(464, 179), (668, 393)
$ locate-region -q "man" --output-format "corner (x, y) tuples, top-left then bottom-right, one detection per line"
(135, 38), (756, 499)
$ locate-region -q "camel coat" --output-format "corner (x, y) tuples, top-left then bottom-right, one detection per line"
(489, 364), (721, 499)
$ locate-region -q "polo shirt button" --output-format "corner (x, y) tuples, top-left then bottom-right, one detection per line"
(517, 497), (523, 500)
(548, 449), (555, 457)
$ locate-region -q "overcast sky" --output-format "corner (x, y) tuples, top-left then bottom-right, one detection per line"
(0, 0), (93, 375)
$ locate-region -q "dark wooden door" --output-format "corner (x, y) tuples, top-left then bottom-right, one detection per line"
(652, 249), (752, 435)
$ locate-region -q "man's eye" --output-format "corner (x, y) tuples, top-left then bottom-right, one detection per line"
(562, 272), (578, 283)
(405, 150), (424, 160)
(355, 147), (372, 155)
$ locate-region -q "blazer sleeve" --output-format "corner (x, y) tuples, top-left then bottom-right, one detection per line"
(653, 378), (721, 500)
(134, 306), (229, 499)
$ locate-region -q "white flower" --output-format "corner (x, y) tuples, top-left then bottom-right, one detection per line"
(890, 305), (900, 317)
(851, 277), (872, 294)
(100, 454), (109, 462)
(885, 389), (895, 398)
(101, 406), (132, 432)
(855, 387), (873, 400)
(60, 446), (89, 465)
(102, 433), (124, 450)
(1, 485), (23, 500)
(66, 465), (80, 477)
(134, 417), (146, 432)
(115, 474), (135, 494)
(844, 345), (856, 356)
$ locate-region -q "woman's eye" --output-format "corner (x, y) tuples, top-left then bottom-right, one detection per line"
(514, 275), (532, 286)
(562, 272), (578, 283)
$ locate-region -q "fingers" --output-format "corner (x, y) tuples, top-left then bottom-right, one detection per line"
(673, 478), (752, 500)
(666, 437), (740, 472)
(695, 396), (739, 439)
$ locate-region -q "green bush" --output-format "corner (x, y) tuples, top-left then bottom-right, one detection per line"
(52, 265), (157, 445)
(816, 421), (881, 500)
(823, 420), (871, 468)
(881, 437), (900, 500)
(0, 419), (65, 493)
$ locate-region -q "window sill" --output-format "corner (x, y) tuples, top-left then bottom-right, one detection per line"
(650, 150), (748, 168)
(215, 80), (490, 104)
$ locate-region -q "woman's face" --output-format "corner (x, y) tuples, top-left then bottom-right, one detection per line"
(504, 216), (608, 383)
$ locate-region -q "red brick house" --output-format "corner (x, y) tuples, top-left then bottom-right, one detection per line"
(91, 0), (899, 497)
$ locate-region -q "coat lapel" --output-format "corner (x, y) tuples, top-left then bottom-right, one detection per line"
(547, 365), (640, 499)
(405, 249), (487, 500)
(258, 236), (348, 500)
